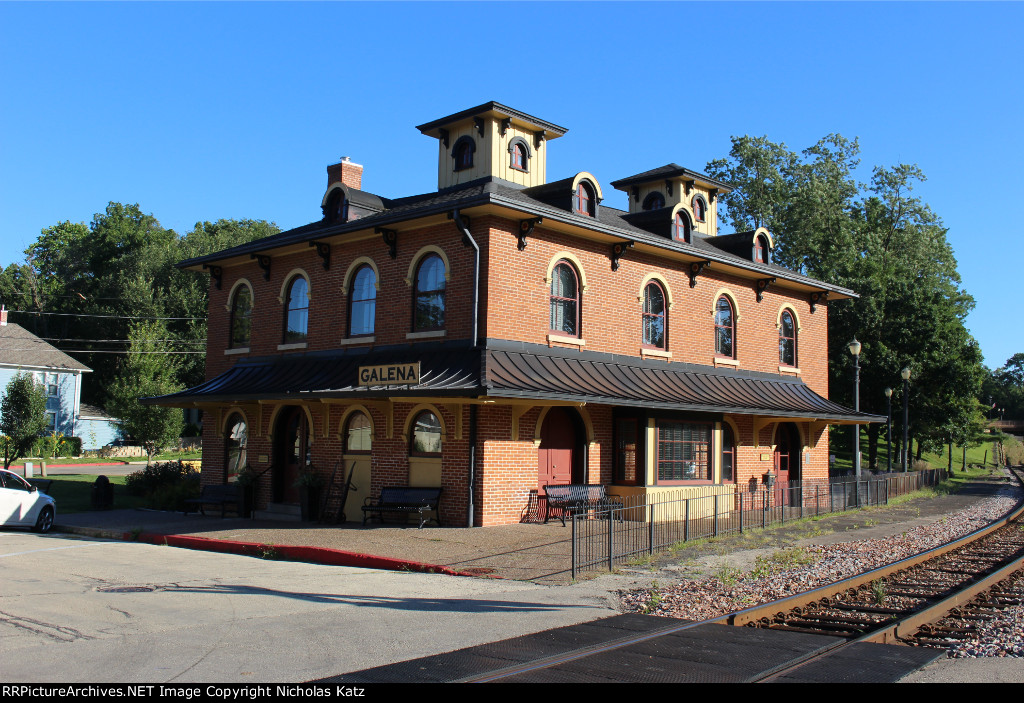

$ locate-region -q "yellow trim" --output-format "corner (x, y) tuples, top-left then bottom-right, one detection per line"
(224, 278), (255, 312)
(544, 251), (588, 292)
(721, 416), (742, 446)
(754, 226), (774, 249)
(278, 268), (312, 304)
(401, 403), (447, 444)
(405, 245), (451, 287)
(776, 304), (802, 331)
(264, 403), (316, 441)
(571, 171), (603, 201)
(638, 273), (674, 310)
(341, 256), (381, 294)
(710, 287), (742, 321)
(220, 406), (252, 435)
(532, 405), (595, 448)
(338, 404), (377, 441)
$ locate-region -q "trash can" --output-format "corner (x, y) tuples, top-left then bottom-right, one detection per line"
(92, 475), (114, 510)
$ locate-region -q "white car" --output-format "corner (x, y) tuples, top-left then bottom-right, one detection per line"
(0, 469), (56, 533)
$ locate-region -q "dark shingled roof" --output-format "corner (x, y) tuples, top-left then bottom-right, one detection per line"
(609, 163), (733, 192)
(0, 323), (92, 372)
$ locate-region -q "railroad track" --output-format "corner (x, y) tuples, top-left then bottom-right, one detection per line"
(723, 467), (1024, 680)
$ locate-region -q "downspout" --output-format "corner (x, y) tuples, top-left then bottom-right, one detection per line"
(452, 209), (480, 527)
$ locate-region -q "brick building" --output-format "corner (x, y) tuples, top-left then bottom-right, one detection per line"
(154, 102), (879, 526)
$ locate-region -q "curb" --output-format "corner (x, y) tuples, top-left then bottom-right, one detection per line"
(55, 524), (487, 578)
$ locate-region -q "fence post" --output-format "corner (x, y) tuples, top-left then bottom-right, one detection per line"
(607, 506), (614, 572)
(713, 493), (719, 537)
(648, 498), (654, 555)
(571, 515), (577, 581)
(684, 498), (689, 543)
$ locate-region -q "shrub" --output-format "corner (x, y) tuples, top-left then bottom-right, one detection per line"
(125, 460), (200, 510)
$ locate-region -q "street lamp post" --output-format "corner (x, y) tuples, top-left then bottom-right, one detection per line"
(884, 387), (893, 473)
(849, 339), (862, 482)
(901, 366), (911, 472)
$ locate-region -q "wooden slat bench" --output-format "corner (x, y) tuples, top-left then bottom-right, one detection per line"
(183, 484), (242, 518)
(362, 487), (443, 529)
(543, 484), (623, 526)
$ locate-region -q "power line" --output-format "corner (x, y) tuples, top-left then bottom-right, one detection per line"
(10, 310), (205, 321)
(0, 348), (205, 354)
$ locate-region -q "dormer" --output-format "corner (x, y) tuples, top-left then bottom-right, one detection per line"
(321, 158), (386, 225)
(416, 102), (568, 190)
(610, 164), (732, 238)
(713, 227), (775, 264)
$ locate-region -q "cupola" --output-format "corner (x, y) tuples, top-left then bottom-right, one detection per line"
(610, 164), (733, 238)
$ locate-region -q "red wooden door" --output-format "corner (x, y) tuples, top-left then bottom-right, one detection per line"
(276, 406), (308, 504)
(538, 408), (576, 491)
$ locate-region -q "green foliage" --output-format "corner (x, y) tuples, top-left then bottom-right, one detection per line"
(0, 373), (48, 469)
(125, 460), (200, 510)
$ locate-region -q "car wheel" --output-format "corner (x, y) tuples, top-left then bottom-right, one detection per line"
(33, 506), (54, 533)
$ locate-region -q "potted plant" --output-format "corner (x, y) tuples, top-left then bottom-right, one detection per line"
(294, 468), (324, 521)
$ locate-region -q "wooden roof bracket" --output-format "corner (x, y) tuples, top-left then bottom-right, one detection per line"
(756, 277), (777, 303)
(517, 217), (543, 251)
(309, 241), (330, 271)
(376, 227), (398, 259)
(499, 118), (511, 136)
(473, 116), (485, 138)
(534, 130), (546, 150)
(251, 254), (271, 281)
(610, 240), (634, 271)
(687, 260), (711, 288)
(683, 179), (694, 196)
(810, 290), (829, 313)
(438, 128), (449, 148)
(203, 264), (223, 290)
(709, 188), (719, 203)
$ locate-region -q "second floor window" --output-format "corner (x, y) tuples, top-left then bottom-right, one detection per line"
(715, 296), (735, 358)
(349, 265), (376, 337)
(229, 286), (252, 348)
(692, 196), (707, 222)
(574, 182), (594, 216)
(642, 281), (666, 349)
(779, 310), (797, 366)
(413, 255), (446, 331)
(674, 212), (690, 242)
(511, 143), (526, 171)
(284, 276), (309, 343)
(550, 261), (580, 337)
(754, 234), (770, 263)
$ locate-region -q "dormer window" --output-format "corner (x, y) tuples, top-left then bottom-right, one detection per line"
(642, 192), (665, 211)
(692, 195), (707, 222)
(574, 181), (595, 216)
(508, 137), (531, 173)
(452, 136), (475, 171)
(754, 234), (770, 263)
(324, 188), (348, 224)
(674, 211), (690, 243)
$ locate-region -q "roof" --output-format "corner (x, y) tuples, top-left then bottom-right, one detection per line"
(176, 176), (857, 300)
(416, 102), (568, 138)
(146, 339), (882, 424)
(609, 163), (734, 192)
(0, 323), (92, 372)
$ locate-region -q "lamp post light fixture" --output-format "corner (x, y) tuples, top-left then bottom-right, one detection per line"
(849, 339), (862, 482)
(901, 366), (912, 472)
(884, 387), (893, 473)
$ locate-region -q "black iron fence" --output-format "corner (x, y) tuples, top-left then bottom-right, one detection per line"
(570, 470), (942, 579)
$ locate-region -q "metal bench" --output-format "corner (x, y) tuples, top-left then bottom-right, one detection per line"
(362, 487), (443, 529)
(183, 484), (242, 518)
(543, 484), (623, 526)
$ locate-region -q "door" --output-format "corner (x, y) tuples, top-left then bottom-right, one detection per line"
(538, 407), (577, 492)
(773, 423), (801, 506)
(274, 406), (309, 504)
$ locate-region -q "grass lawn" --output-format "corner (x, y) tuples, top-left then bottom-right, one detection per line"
(40, 474), (148, 514)
(831, 432), (1005, 475)
(9, 450), (202, 467)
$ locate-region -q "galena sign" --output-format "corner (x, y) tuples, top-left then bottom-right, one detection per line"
(358, 362), (420, 386)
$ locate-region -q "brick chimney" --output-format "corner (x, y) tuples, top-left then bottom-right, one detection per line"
(1, 305), (7, 326)
(327, 156), (363, 191)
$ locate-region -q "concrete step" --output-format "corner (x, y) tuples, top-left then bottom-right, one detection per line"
(253, 502), (302, 522)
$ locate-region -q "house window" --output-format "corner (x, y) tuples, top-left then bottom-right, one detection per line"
(45, 411), (57, 433)
(614, 418), (639, 485)
(574, 182), (595, 216)
(754, 235), (769, 263)
(511, 143), (526, 171)
(349, 265), (376, 337)
(452, 136), (475, 171)
(410, 410), (442, 456)
(674, 212), (690, 242)
(413, 254), (446, 331)
(642, 281), (667, 349)
(721, 424), (735, 483)
(46, 373), (58, 398)
(550, 260), (580, 336)
(715, 296), (735, 358)
(657, 421), (711, 482)
(692, 196), (707, 222)
(325, 189), (348, 224)
(779, 310), (797, 367)
(225, 413), (247, 482)
(344, 411), (372, 454)
(642, 192), (665, 211)
(229, 286), (252, 348)
(283, 276), (309, 343)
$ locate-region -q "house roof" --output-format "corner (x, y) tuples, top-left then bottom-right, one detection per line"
(0, 323), (92, 372)
(609, 163), (734, 192)
(146, 339), (882, 424)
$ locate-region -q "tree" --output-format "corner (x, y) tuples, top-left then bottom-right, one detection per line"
(0, 373), (48, 469)
(107, 321), (184, 465)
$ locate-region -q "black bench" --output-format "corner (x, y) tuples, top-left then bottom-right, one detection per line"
(543, 484), (623, 526)
(362, 487), (443, 529)
(183, 484), (242, 518)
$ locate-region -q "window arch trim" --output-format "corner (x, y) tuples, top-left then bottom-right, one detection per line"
(637, 273), (674, 310)
(224, 278), (255, 312)
(339, 405), (375, 454)
(544, 251), (589, 292)
(507, 136), (532, 172)
(342, 256), (381, 294)
(277, 269), (312, 303)
(641, 279), (669, 350)
(642, 191), (666, 211)
(778, 306), (799, 368)
(691, 194), (709, 222)
(670, 204), (694, 242)
(321, 183), (350, 224)
(451, 135), (476, 171)
(401, 403), (447, 444)
(405, 246), (452, 287)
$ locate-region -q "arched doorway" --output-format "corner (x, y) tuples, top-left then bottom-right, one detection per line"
(774, 422), (802, 506)
(274, 406), (310, 504)
(538, 407), (583, 491)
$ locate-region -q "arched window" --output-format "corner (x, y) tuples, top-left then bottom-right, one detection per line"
(550, 260), (580, 336)
(692, 195), (707, 222)
(642, 192), (665, 211)
(574, 182), (595, 216)
(348, 265), (376, 337)
(452, 136), (475, 171)
(325, 188), (348, 224)
(413, 254), (446, 331)
(229, 285), (252, 349)
(721, 424), (735, 483)
(283, 276), (309, 343)
(674, 211), (690, 242)
(225, 413), (248, 482)
(344, 411), (372, 454)
(754, 234), (770, 264)
(714, 296), (735, 358)
(511, 142), (527, 171)
(642, 281), (667, 349)
(779, 310), (797, 367)
(410, 410), (442, 456)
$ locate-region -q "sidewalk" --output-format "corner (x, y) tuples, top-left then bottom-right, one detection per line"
(53, 474), (1016, 586)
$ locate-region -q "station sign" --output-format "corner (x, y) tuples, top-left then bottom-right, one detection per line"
(358, 362), (421, 386)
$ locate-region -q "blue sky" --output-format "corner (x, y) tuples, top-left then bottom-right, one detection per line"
(1, 1), (1021, 371)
